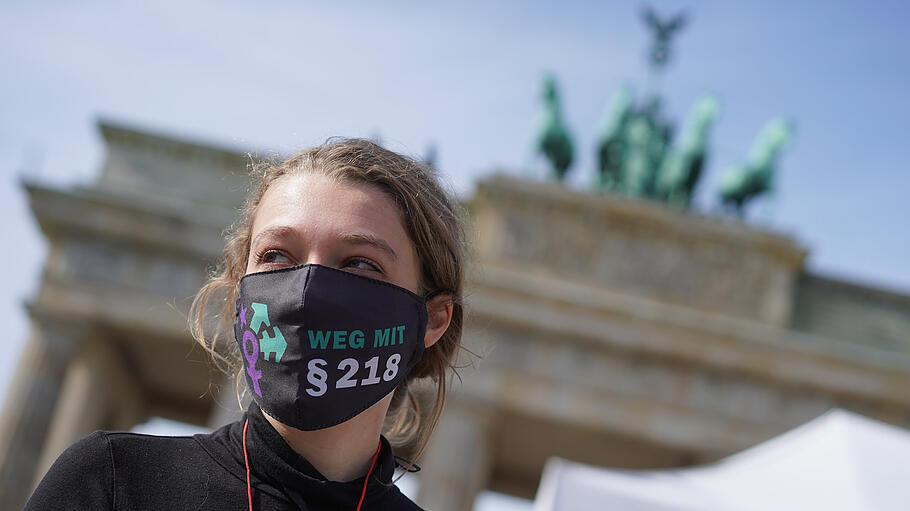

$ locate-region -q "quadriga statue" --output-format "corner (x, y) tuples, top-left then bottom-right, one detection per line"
(535, 75), (575, 182)
(595, 85), (633, 192)
(655, 95), (721, 208)
(719, 118), (794, 215)
(622, 96), (672, 199)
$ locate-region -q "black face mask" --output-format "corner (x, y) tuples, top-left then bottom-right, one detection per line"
(233, 264), (428, 430)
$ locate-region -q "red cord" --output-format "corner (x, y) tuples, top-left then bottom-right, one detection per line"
(355, 441), (382, 511)
(243, 418), (253, 511)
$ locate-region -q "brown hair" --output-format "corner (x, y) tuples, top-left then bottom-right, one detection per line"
(189, 137), (467, 465)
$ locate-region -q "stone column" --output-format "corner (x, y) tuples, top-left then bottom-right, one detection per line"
(0, 319), (82, 511)
(33, 337), (145, 486)
(416, 399), (494, 511)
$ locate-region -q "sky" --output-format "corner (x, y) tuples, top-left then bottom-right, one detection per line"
(1, 0), (908, 506)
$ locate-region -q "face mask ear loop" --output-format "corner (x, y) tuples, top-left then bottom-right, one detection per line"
(243, 418), (253, 511)
(356, 440), (382, 511)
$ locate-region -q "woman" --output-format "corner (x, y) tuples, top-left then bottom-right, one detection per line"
(25, 138), (467, 510)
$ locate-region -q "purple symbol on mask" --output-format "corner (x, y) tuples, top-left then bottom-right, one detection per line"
(239, 303), (248, 329)
(243, 329), (263, 397)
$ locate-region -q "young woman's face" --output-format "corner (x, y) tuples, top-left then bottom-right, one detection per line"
(246, 172), (422, 295)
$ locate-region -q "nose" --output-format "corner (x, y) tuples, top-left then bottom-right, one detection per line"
(301, 247), (333, 268)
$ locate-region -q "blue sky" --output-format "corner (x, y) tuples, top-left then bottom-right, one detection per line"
(1, 0), (908, 457)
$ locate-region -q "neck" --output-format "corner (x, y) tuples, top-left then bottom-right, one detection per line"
(260, 395), (391, 482)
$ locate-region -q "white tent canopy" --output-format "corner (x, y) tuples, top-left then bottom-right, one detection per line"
(533, 409), (910, 511)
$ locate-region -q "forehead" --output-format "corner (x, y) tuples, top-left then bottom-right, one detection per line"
(251, 172), (411, 251)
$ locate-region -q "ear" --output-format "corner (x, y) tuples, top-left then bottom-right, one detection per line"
(424, 293), (454, 349)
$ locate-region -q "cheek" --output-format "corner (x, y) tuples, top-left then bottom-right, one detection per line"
(242, 247), (256, 274)
(393, 261), (424, 297)
(397, 243), (424, 295)
(415, 272), (429, 297)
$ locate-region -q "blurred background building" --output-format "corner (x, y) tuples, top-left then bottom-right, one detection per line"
(0, 119), (908, 511)
(2, 2), (909, 511)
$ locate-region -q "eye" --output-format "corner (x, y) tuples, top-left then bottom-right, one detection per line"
(256, 249), (293, 267)
(344, 257), (381, 273)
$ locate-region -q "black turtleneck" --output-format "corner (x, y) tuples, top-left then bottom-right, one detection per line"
(24, 403), (422, 510)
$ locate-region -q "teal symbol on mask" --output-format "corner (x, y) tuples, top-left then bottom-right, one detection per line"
(249, 302), (287, 362)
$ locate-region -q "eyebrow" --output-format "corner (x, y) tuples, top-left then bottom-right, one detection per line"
(250, 226), (398, 261)
(337, 231), (398, 261)
(251, 225), (298, 249)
